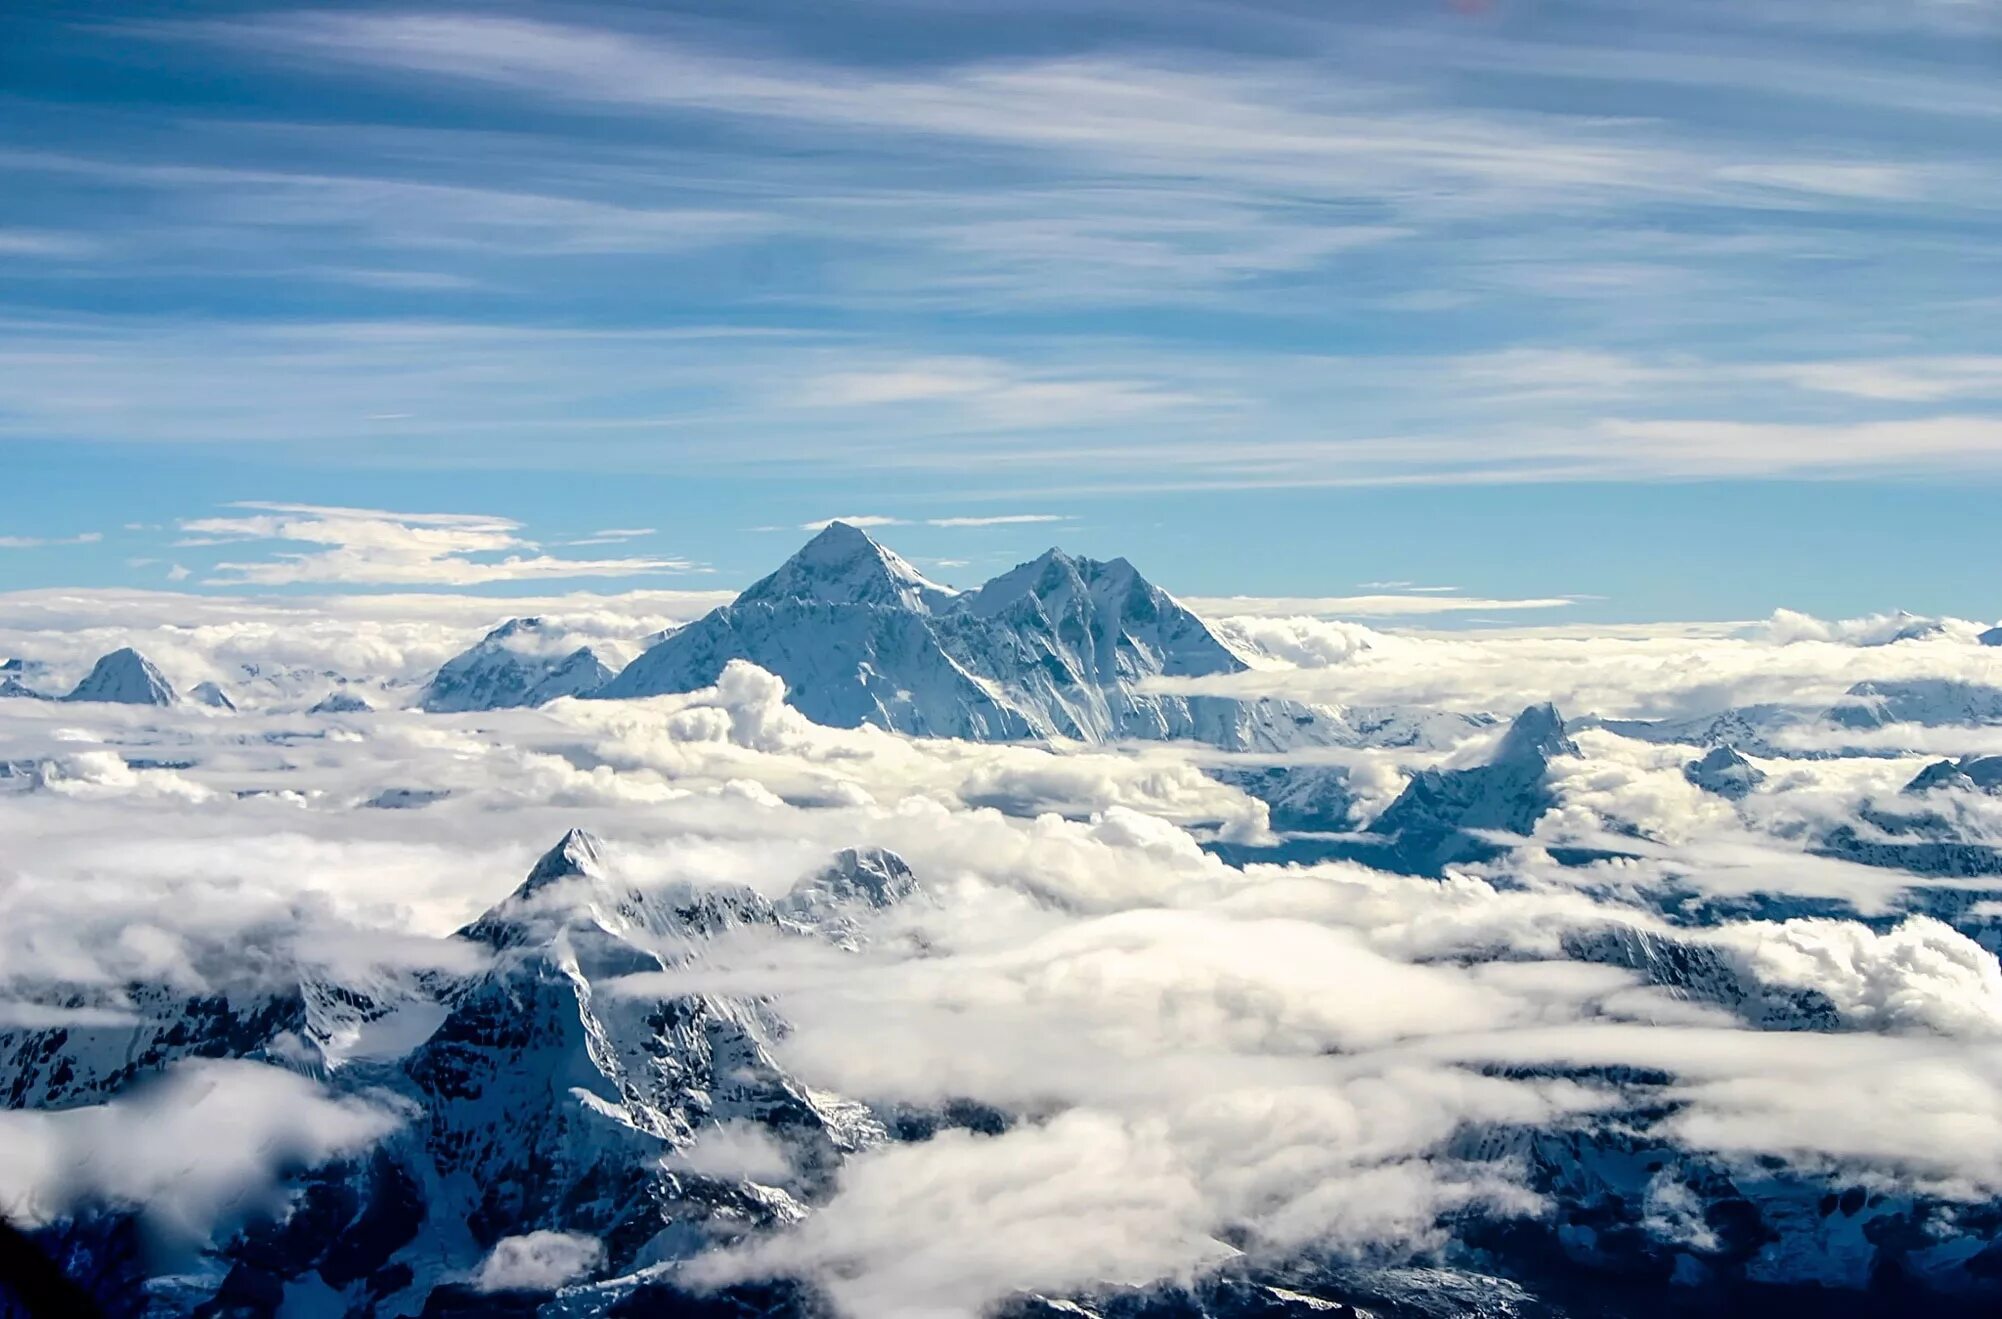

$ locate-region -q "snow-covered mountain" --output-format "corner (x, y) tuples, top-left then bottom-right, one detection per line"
(0, 830), (911, 1315)
(1359, 703), (1575, 872)
(1597, 678), (2002, 758)
(1826, 678), (2002, 729)
(62, 647), (176, 706)
(421, 618), (618, 713)
(309, 689), (373, 714)
(1906, 755), (2002, 794)
(11, 823), (2002, 1315)
(1684, 744), (1766, 800)
(189, 680), (236, 711)
(599, 523), (1371, 750)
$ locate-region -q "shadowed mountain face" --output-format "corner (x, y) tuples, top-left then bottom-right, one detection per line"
(597, 523), (1343, 750)
(13, 828), (2002, 1317)
(1686, 745), (1767, 800)
(0, 831), (914, 1316)
(1359, 702), (1576, 872)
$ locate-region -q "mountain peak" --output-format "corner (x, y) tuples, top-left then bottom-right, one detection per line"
(523, 827), (606, 894)
(63, 647), (176, 706)
(1493, 702), (1575, 765)
(1686, 743), (1766, 800)
(459, 828), (617, 949)
(421, 622), (612, 712)
(738, 521), (958, 613)
(483, 616), (548, 644)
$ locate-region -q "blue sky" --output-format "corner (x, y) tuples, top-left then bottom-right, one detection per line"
(3, 0), (2000, 621)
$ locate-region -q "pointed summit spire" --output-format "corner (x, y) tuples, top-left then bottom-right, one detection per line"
(459, 828), (611, 947)
(521, 827), (606, 895)
(1492, 702), (1575, 766)
(737, 521), (958, 613)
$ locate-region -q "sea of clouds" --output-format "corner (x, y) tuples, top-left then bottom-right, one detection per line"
(6, 589), (2002, 1314)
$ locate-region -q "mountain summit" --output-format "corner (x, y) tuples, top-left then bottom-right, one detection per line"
(421, 618), (616, 713)
(597, 523), (1334, 749)
(738, 520), (959, 613)
(63, 647), (176, 706)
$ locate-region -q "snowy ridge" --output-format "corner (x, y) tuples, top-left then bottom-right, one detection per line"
(0, 829), (920, 1315)
(422, 618), (618, 712)
(600, 523), (1357, 750)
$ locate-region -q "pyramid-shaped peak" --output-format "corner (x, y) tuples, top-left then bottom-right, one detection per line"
(190, 680), (236, 711)
(1686, 742), (1766, 800)
(1693, 744), (1752, 771)
(1493, 702), (1575, 765)
(308, 689), (372, 715)
(64, 647), (176, 706)
(521, 827), (606, 893)
(459, 828), (612, 948)
(738, 522), (957, 613)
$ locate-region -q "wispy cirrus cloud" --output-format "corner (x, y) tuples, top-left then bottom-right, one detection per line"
(564, 527), (657, 546)
(1185, 592), (1577, 619)
(0, 532), (102, 549)
(200, 11), (1959, 217)
(178, 503), (698, 587)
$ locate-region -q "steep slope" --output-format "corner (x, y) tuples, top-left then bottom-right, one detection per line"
(599, 523), (1344, 750)
(1362, 703), (1575, 872)
(189, 680), (236, 711)
(0, 830), (916, 1316)
(736, 521), (958, 613)
(1906, 756), (2002, 795)
(422, 619), (617, 712)
(62, 648), (175, 706)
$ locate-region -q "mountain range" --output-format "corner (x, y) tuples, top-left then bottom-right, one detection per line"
(595, 521), (1360, 750)
(10, 828), (2001, 1318)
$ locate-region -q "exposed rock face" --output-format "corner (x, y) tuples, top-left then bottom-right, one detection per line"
(1362, 703), (1574, 872)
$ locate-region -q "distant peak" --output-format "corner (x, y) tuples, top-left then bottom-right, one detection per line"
(64, 647), (176, 706)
